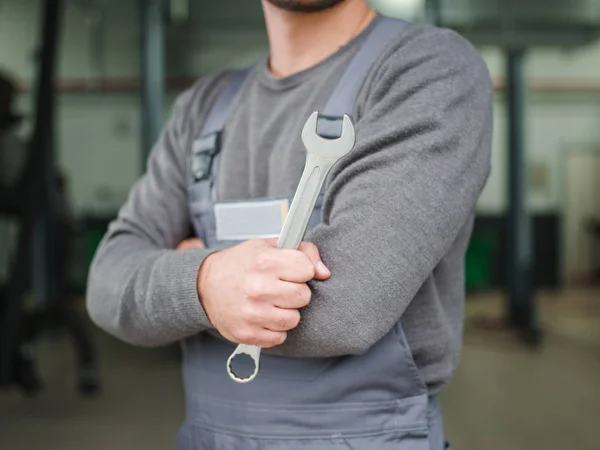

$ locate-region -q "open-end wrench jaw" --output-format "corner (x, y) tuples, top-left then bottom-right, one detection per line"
(301, 112), (356, 160)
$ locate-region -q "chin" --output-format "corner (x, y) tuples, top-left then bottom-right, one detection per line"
(265, 0), (346, 13)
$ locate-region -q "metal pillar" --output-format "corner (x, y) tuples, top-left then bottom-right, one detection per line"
(139, 0), (165, 171)
(0, 0), (63, 386)
(505, 48), (541, 344)
(31, 0), (63, 311)
(425, 0), (442, 26)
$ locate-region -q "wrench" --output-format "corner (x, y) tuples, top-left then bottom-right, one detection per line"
(226, 111), (356, 383)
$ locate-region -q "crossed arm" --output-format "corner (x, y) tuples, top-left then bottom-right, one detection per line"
(86, 28), (492, 357)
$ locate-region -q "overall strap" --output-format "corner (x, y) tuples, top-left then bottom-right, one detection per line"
(190, 16), (409, 188)
(201, 68), (251, 136)
(316, 16), (410, 138)
(191, 68), (252, 183)
(192, 16), (409, 162)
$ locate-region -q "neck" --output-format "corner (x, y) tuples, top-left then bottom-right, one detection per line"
(261, 0), (376, 78)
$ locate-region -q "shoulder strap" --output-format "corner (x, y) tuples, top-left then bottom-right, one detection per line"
(201, 68), (252, 136)
(194, 16), (409, 152)
(316, 16), (410, 138)
(192, 67), (252, 167)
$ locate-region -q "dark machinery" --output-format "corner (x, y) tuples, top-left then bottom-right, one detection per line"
(0, 0), (100, 396)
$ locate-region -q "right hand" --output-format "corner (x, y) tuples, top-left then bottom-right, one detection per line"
(197, 238), (331, 348)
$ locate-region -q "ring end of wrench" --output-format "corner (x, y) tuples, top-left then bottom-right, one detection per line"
(227, 344), (261, 384)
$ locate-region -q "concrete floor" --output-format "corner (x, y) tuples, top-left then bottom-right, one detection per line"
(1, 288), (599, 450)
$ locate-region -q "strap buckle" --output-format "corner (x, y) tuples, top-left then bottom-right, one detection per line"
(191, 131), (221, 183)
(316, 114), (352, 139)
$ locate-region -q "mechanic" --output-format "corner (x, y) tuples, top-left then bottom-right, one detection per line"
(86, 1), (493, 449)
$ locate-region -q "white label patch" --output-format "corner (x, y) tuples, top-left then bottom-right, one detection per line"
(214, 199), (289, 241)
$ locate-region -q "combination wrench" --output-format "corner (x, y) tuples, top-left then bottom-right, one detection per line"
(226, 111), (357, 383)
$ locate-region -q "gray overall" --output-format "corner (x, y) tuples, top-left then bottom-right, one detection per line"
(182, 18), (450, 450)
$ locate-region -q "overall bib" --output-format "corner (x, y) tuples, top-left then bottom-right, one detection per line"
(181, 18), (450, 450)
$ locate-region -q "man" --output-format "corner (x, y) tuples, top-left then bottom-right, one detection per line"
(87, 0), (492, 448)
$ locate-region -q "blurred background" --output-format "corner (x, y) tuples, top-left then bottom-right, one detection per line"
(0, 0), (599, 449)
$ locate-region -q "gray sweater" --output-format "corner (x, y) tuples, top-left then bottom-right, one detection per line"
(86, 18), (493, 394)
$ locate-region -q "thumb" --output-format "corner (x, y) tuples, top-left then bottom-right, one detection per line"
(298, 241), (331, 280)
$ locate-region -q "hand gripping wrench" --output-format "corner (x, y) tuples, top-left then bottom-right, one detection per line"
(226, 111), (357, 383)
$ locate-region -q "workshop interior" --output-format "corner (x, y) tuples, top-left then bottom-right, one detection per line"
(1, 0), (599, 449)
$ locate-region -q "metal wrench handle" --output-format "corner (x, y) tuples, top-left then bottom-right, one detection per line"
(278, 158), (330, 250)
(227, 112), (356, 383)
(225, 162), (329, 384)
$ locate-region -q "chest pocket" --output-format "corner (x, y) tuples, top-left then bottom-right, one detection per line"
(188, 175), (325, 251)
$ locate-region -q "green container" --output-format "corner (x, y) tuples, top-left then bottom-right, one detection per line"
(86, 228), (105, 265)
(465, 231), (495, 290)
(67, 218), (113, 294)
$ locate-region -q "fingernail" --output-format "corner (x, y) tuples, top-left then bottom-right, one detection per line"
(316, 261), (331, 276)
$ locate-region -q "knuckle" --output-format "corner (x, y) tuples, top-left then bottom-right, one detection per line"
(233, 327), (255, 344)
(289, 311), (301, 328)
(306, 241), (319, 254)
(274, 317), (287, 330)
(252, 252), (272, 272)
(245, 278), (266, 300)
(276, 332), (287, 345)
(241, 303), (260, 325)
(263, 332), (287, 347)
(301, 241), (319, 257)
(278, 317), (293, 331)
(296, 284), (311, 306)
(274, 311), (300, 331)
(292, 252), (315, 278)
(305, 261), (316, 278)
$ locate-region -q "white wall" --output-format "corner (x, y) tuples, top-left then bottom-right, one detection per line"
(0, 0), (268, 213)
(478, 88), (600, 215)
(0, 0), (141, 213)
(2, 0), (600, 216)
(477, 44), (600, 215)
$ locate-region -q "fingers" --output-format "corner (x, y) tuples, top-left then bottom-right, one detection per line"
(252, 247), (316, 282)
(230, 327), (287, 348)
(271, 281), (311, 309)
(298, 241), (331, 280)
(263, 237), (279, 248)
(262, 308), (301, 332)
(254, 330), (287, 348)
(245, 277), (311, 309)
(176, 237), (205, 251)
(260, 238), (330, 280)
(253, 242), (330, 282)
(230, 308), (300, 347)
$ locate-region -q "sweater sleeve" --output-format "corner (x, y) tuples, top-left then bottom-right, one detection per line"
(85, 83), (215, 348)
(266, 28), (493, 358)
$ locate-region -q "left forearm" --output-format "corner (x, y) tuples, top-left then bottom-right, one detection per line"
(264, 184), (481, 358)
(264, 28), (493, 358)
